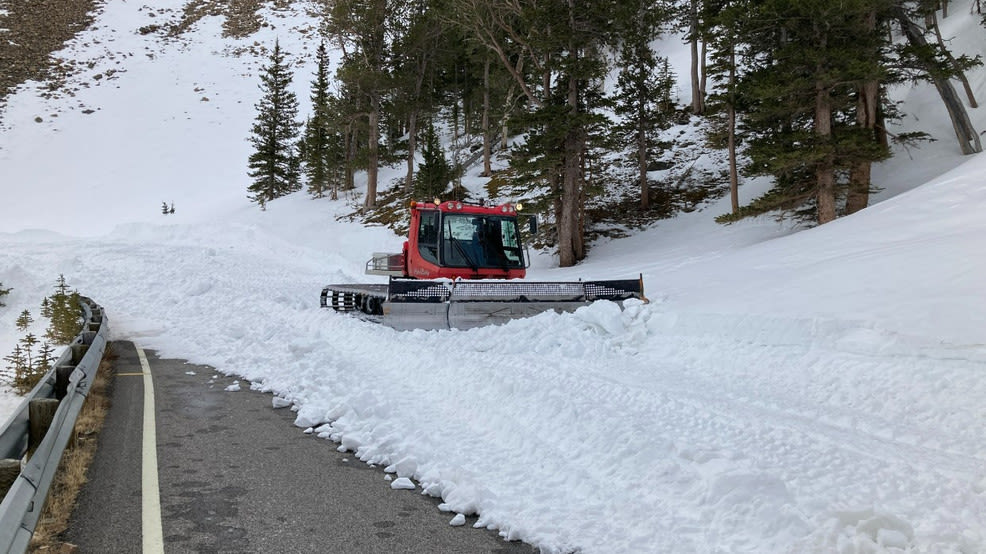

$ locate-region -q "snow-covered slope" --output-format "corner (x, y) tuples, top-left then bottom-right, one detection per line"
(1, 2), (984, 552)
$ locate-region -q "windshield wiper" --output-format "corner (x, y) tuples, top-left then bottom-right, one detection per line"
(447, 221), (479, 272)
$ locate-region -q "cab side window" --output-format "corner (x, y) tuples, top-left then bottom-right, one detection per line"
(418, 211), (439, 264)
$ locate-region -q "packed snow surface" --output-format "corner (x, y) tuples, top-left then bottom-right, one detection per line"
(1, 2), (985, 552)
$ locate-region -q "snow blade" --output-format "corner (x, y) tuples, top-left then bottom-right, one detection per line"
(384, 277), (646, 331)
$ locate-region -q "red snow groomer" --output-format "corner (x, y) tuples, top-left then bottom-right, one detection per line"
(321, 199), (646, 330)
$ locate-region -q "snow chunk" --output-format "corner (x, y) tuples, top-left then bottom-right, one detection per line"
(449, 514), (466, 527)
(384, 455), (418, 478)
(575, 300), (625, 335)
(293, 406), (323, 429)
(224, 381), (240, 392)
(271, 396), (292, 409)
(390, 477), (415, 490)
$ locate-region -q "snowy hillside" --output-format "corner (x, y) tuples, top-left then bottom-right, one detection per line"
(1, 2), (985, 552)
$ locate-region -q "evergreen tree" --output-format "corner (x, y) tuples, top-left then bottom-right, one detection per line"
(46, 275), (82, 344)
(19, 334), (37, 369)
(724, 0), (892, 225)
(390, 0), (452, 192)
(40, 297), (52, 319)
(35, 342), (54, 375)
(0, 282), (9, 307)
(247, 39), (302, 209)
(613, 0), (676, 210)
(702, 0), (745, 216)
(8, 336), (45, 394)
(325, 0), (396, 209)
(3, 345), (26, 390)
(15, 310), (32, 331)
(413, 120), (454, 199)
(302, 41), (333, 199)
(452, 0), (622, 266)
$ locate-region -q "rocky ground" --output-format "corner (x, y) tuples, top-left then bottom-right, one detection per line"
(0, 0), (101, 108)
(0, 0), (297, 122)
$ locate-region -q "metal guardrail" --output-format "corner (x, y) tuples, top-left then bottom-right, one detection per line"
(0, 297), (107, 553)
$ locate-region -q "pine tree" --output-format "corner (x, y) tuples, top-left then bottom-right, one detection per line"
(724, 0), (893, 225)
(324, 0), (395, 209)
(40, 297), (52, 319)
(46, 275), (82, 344)
(414, 120), (454, 199)
(613, 0), (676, 211)
(0, 282), (9, 307)
(703, 0), (746, 217)
(19, 334), (37, 369)
(302, 41), (347, 200)
(54, 274), (70, 296)
(35, 342), (55, 375)
(3, 345), (26, 390)
(452, 0), (620, 266)
(8, 337), (45, 394)
(247, 39), (302, 209)
(15, 310), (32, 331)
(162, 201), (170, 215)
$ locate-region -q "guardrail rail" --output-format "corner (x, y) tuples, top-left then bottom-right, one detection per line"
(0, 297), (108, 553)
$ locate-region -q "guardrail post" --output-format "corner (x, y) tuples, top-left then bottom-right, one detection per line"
(27, 399), (60, 460)
(54, 363), (75, 401)
(0, 460), (19, 501)
(71, 344), (89, 365)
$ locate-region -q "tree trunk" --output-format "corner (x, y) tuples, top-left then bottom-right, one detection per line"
(405, 110), (418, 193)
(556, 28), (587, 267)
(815, 80), (835, 224)
(847, 79), (879, 215)
(727, 47), (739, 215)
(365, 99), (380, 208)
(897, 7), (981, 154)
(689, 0), (703, 114)
(847, 9), (880, 216)
(727, 105), (739, 215)
(700, 39), (707, 101)
(810, 17), (834, 222)
(482, 58), (492, 177)
(928, 11), (978, 108)
(637, 78), (649, 210)
(344, 121), (355, 191)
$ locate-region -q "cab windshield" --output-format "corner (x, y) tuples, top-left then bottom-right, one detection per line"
(439, 213), (525, 269)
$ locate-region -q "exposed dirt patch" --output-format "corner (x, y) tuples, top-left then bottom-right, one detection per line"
(0, 0), (102, 106)
(166, 0), (271, 39)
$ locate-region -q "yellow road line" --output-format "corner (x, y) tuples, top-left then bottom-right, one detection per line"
(116, 372), (148, 376)
(136, 347), (165, 554)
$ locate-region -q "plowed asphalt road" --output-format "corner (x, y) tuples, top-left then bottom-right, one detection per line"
(64, 341), (536, 553)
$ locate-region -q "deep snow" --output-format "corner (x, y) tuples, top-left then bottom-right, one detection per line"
(1, 2), (985, 552)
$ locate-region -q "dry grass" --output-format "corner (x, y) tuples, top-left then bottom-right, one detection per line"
(28, 346), (115, 552)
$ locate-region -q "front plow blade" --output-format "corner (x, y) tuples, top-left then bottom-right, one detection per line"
(384, 277), (646, 331)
